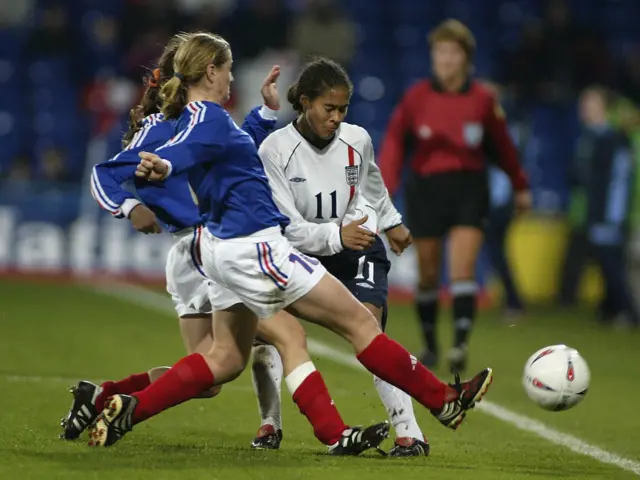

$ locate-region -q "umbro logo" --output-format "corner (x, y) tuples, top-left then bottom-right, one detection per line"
(289, 177), (307, 183)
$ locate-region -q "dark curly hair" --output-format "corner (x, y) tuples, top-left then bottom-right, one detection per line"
(287, 57), (352, 114)
(121, 34), (188, 147)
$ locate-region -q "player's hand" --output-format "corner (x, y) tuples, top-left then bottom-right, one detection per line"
(129, 204), (161, 234)
(385, 224), (413, 255)
(514, 189), (533, 215)
(260, 65), (281, 111)
(136, 152), (168, 181)
(341, 215), (375, 251)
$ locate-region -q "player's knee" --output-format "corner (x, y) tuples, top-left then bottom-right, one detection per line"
(418, 271), (439, 290)
(450, 258), (477, 280)
(204, 345), (248, 383)
(417, 258), (439, 287)
(271, 320), (308, 359)
(341, 304), (381, 344)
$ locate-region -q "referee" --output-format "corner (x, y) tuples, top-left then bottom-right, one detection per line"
(379, 19), (531, 372)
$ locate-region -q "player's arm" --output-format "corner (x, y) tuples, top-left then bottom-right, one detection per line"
(91, 150), (142, 219)
(92, 149), (162, 233)
(378, 87), (414, 195)
(483, 94), (529, 191)
(241, 105), (278, 148)
(259, 142), (344, 256)
(149, 118), (226, 179)
(361, 133), (403, 231)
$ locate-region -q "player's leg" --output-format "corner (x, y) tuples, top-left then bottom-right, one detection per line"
(88, 302), (258, 447)
(61, 314), (203, 441)
(87, 231), (258, 447)
(593, 244), (640, 326)
(210, 230), (492, 433)
(251, 312), (389, 455)
(446, 172), (490, 372)
(60, 239), (209, 441)
(364, 303), (429, 457)
(447, 226), (483, 372)
(405, 175), (446, 368)
(485, 204), (524, 315)
(250, 342), (284, 449)
(253, 313), (349, 448)
(337, 236), (428, 456)
(414, 238), (443, 367)
(286, 270), (492, 431)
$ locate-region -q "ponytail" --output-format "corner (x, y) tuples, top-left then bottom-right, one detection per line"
(160, 76), (189, 120)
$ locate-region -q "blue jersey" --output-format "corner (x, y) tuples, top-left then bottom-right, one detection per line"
(91, 106), (277, 233)
(155, 101), (289, 238)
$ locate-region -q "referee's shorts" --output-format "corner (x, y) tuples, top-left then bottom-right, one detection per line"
(404, 170), (490, 239)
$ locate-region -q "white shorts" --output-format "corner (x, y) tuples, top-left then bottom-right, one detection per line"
(166, 226), (241, 317)
(200, 227), (326, 319)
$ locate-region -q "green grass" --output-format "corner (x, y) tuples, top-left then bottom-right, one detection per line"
(0, 278), (638, 479)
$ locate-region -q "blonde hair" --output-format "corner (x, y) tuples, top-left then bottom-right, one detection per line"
(160, 32), (231, 119)
(428, 19), (476, 61)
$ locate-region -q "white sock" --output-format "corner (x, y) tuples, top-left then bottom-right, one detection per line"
(373, 375), (424, 441)
(251, 345), (284, 431)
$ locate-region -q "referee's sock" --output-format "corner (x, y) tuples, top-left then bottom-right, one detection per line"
(451, 279), (478, 348)
(416, 287), (439, 354)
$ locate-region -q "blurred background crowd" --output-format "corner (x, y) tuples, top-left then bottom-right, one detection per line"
(1, 0), (640, 315)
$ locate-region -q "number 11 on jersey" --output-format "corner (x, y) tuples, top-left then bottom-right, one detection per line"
(315, 191), (338, 219)
(355, 255), (374, 283)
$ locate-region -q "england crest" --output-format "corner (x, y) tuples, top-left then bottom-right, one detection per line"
(345, 165), (359, 186)
(463, 123), (483, 147)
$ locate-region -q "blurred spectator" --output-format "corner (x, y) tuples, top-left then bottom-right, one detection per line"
(560, 86), (639, 327)
(176, 0), (235, 18)
(618, 48), (640, 105)
(0, 0), (33, 27)
(82, 76), (138, 136)
(119, 0), (185, 51)
(290, 0), (356, 66)
(481, 81), (526, 319)
(225, 0), (292, 61)
(83, 14), (121, 78)
(181, 3), (224, 33)
(503, 0), (609, 105)
(123, 28), (173, 81)
(5, 155), (31, 182)
(36, 146), (70, 183)
(26, 3), (74, 58)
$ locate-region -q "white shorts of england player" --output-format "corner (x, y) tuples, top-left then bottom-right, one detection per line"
(200, 226), (326, 319)
(166, 226), (241, 317)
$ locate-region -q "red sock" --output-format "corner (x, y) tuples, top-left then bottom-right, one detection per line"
(96, 373), (152, 412)
(131, 354), (214, 424)
(357, 334), (451, 410)
(290, 370), (347, 445)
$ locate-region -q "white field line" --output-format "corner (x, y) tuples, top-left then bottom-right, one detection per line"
(84, 282), (640, 476)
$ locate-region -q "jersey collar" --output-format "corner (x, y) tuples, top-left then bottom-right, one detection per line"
(430, 77), (472, 94)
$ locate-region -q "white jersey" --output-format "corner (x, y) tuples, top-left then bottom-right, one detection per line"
(258, 122), (402, 256)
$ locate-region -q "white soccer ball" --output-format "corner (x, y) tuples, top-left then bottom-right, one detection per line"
(522, 345), (590, 411)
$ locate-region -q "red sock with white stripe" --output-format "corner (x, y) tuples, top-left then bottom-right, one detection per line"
(286, 362), (347, 446)
(131, 353), (214, 424)
(356, 334), (456, 410)
(95, 373), (152, 412)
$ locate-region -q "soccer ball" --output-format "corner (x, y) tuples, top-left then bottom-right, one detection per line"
(522, 345), (590, 411)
